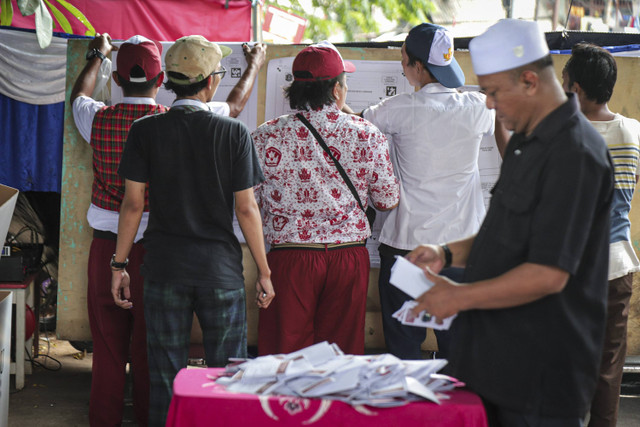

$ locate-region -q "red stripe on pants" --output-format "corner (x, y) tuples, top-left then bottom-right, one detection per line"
(258, 245), (370, 356)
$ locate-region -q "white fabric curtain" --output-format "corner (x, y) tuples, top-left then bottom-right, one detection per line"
(0, 28), (68, 104)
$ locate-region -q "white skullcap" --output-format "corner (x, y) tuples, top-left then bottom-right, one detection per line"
(469, 19), (549, 76)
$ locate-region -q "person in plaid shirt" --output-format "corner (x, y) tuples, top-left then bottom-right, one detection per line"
(252, 41), (399, 356)
(71, 33), (266, 426)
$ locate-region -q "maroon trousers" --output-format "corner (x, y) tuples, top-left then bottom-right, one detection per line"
(258, 246), (370, 356)
(87, 236), (148, 426)
(589, 273), (634, 427)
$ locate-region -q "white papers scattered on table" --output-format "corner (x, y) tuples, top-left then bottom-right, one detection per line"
(389, 256), (457, 330)
(213, 342), (463, 407)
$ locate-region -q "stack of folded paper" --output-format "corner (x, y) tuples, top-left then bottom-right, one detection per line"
(214, 341), (464, 407)
(390, 256), (457, 330)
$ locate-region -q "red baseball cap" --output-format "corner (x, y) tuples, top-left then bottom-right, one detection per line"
(116, 35), (163, 83)
(292, 41), (356, 81)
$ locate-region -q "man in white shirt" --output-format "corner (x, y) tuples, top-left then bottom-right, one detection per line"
(354, 23), (494, 359)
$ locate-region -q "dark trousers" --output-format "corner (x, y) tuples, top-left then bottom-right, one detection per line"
(589, 273), (634, 427)
(483, 397), (584, 427)
(144, 280), (247, 427)
(377, 244), (463, 359)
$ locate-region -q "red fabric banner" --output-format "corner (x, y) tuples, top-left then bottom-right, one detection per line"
(6, 0), (253, 42)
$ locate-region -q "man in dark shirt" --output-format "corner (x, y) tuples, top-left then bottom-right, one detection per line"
(111, 35), (274, 426)
(406, 19), (613, 426)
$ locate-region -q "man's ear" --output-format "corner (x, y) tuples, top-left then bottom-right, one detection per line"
(570, 81), (582, 94)
(571, 81), (589, 105)
(520, 70), (539, 92)
(112, 71), (123, 87)
(156, 71), (164, 88)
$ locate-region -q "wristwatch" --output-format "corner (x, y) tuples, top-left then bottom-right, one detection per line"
(86, 48), (106, 62)
(110, 254), (129, 270)
(440, 244), (452, 269)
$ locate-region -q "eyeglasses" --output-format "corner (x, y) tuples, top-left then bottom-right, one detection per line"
(211, 66), (226, 80)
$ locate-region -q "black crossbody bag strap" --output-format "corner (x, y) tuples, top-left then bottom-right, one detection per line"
(296, 113), (366, 213)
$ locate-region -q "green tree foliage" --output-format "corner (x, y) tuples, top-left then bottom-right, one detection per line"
(0, 0), (95, 48)
(266, 0), (435, 41)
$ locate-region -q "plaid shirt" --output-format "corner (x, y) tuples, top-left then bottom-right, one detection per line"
(90, 103), (168, 211)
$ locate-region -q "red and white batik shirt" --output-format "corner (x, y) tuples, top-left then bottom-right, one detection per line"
(252, 103), (399, 244)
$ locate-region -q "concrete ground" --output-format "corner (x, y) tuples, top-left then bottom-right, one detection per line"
(6, 333), (640, 426)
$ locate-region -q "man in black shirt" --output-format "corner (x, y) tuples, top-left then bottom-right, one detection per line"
(406, 19), (613, 426)
(111, 35), (274, 426)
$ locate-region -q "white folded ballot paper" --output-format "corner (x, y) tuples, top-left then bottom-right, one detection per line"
(215, 341), (464, 407)
(214, 341), (463, 407)
(389, 256), (457, 330)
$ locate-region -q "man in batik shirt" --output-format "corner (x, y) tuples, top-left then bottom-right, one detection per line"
(252, 41), (399, 356)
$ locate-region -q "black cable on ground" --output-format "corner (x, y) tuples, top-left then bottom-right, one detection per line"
(29, 332), (62, 372)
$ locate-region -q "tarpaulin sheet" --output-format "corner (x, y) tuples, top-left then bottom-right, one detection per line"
(6, 0), (253, 42)
(0, 92), (64, 192)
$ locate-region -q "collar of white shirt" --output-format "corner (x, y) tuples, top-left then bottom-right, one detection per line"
(121, 96), (157, 105)
(172, 98), (211, 110)
(419, 82), (458, 95)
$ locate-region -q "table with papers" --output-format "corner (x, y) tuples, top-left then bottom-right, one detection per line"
(166, 367), (488, 427)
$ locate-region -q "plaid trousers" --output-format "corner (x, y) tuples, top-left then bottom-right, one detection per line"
(144, 279), (247, 427)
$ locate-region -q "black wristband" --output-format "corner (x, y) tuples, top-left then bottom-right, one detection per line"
(110, 254), (128, 270)
(86, 48), (106, 62)
(441, 244), (452, 269)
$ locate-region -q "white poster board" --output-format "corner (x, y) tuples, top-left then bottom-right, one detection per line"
(111, 42), (260, 130)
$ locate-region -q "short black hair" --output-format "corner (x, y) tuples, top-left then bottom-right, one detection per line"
(563, 43), (617, 104)
(118, 65), (161, 95)
(405, 48), (436, 80)
(284, 73), (345, 111)
(164, 72), (209, 97)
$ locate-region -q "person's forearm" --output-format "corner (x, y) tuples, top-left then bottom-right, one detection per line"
(70, 34), (113, 102)
(458, 262), (569, 311)
(342, 104), (362, 116)
(235, 200), (271, 279)
(114, 192), (144, 264)
(70, 57), (104, 102)
(226, 64), (261, 118)
(374, 203), (398, 212)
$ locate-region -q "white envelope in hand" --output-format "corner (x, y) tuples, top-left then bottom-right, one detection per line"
(389, 256), (434, 299)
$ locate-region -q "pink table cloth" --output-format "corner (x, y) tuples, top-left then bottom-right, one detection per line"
(166, 368), (488, 427)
